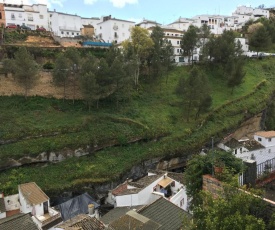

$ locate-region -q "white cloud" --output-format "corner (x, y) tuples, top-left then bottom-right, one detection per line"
(83, 0), (98, 5)
(1, 0), (66, 8)
(109, 0), (138, 8)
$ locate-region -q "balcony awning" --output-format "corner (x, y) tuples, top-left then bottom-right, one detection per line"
(158, 177), (173, 188)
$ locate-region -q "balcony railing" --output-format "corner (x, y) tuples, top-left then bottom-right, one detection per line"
(33, 208), (61, 227)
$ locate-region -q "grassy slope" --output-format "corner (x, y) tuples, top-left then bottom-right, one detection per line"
(0, 58), (274, 195)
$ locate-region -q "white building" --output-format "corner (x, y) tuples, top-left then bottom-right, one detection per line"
(192, 15), (225, 35)
(48, 10), (82, 37)
(97, 16), (135, 44)
(136, 19), (161, 29)
(81, 17), (101, 35)
(107, 171), (189, 211)
(22, 4), (48, 30)
(232, 5), (270, 28)
(166, 17), (193, 32)
(4, 3), (25, 27)
(4, 3), (48, 30)
(218, 131), (275, 165)
(19, 182), (62, 229)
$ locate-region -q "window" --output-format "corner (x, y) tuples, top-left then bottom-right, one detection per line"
(177, 41), (179, 45)
(61, 31), (64, 34)
(72, 32), (74, 35)
(67, 32), (69, 35)
(268, 138), (272, 142)
(0, 13), (2, 19)
(100, 26), (102, 29)
(180, 198), (184, 207)
(235, 149), (237, 155)
(77, 33), (79, 35)
(258, 137), (262, 142)
(171, 181), (175, 187)
(240, 148), (242, 153)
(269, 149), (271, 153)
(11, 13), (15, 19)
(39, 15), (44, 19)
(177, 49), (179, 53)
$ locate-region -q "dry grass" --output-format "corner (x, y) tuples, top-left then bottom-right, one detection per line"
(0, 72), (83, 99)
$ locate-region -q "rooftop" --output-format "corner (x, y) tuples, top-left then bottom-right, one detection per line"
(56, 214), (105, 230)
(255, 131), (275, 138)
(109, 210), (161, 230)
(138, 197), (191, 230)
(0, 213), (39, 230)
(19, 182), (49, 206)
(101, 205), (144, 225)
(244, 139), (265, 151)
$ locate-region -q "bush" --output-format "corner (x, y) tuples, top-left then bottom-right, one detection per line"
(43, 61), (55, 69)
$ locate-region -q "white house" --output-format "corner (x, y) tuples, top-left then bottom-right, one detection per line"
(19, 182), (62, 229)
(4, 3), (25, 27)
(0, 193), (6, 219)
(22, 4), (48, 30)
(96, 16), (135, 44)
(48, 10), (82, 37)
(106, 171), (189, 211)
(4, 3), (48, 30)
(166, 17), (193, 32)
(218, 131), (275, 165)
(136, 19), (161, 29)
(192, 15), (225, 35)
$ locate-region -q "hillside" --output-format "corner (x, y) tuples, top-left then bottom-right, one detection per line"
(0, 57), (274, 196)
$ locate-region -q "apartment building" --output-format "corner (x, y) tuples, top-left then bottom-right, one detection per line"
(48, 10), (82, 37)
(97, 15), (135, 43)
(3, 3), (48, 30)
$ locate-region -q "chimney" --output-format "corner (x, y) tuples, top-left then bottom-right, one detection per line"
(88, 204), (95, 215)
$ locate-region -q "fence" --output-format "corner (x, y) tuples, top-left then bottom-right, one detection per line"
(257, 157), (275, 178)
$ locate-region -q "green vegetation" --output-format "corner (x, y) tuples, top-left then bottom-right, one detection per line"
(0, 56), (274, 195)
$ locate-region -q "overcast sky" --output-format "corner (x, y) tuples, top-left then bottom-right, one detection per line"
(1, 0), (275, 24)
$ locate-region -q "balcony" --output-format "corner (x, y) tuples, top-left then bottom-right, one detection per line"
(33, 207), (61, 227)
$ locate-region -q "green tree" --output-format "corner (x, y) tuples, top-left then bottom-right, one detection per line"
(227, 58), (246, 94)
(2, 58), (16, 77)
(122, 26), (154, 86)
(199, 24), (211, 61)
(52, 53), (70, 100)
(207, 30), (242, 67)
(176, 67), (211, 121)
(149, 26), (165, 81)
(184, 150), (243, 209)
(192, 189), (267, 230)
(181, 25), (199, 63)
(249, 26), (272, 55)
(13, 47), (39, 98)
(64, 47), (81, 104)
(80, 72), (99, 112)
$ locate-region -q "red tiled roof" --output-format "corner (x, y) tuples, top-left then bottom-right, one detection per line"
(255, 131), (275, 138)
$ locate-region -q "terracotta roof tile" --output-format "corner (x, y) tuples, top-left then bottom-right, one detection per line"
(19, 182), (49, 206)
(255, 131), (275, 138)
